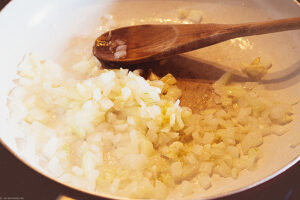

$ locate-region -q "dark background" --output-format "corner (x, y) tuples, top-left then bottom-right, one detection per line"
(0, 0), (9, 10)
(0, 0), (299, 200)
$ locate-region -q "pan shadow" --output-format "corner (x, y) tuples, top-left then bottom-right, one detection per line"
(147, 55), (228, 113)
(262, 60), (300, 90)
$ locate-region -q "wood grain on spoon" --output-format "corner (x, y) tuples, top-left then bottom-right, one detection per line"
(93, 17), (300, 66)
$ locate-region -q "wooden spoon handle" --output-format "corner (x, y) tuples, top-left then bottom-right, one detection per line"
(222, 17), (300, 39)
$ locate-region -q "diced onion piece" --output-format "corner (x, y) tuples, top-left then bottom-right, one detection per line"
(198, 173), (211, 189)
(241, 132), (263, 153)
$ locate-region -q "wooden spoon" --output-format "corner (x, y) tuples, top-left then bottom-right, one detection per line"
(93, 17), (300, 67)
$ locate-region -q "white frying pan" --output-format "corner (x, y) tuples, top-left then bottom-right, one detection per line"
(0, 0), (299, 199)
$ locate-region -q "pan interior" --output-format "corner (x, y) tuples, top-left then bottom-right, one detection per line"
(0, 0), (299, 199)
